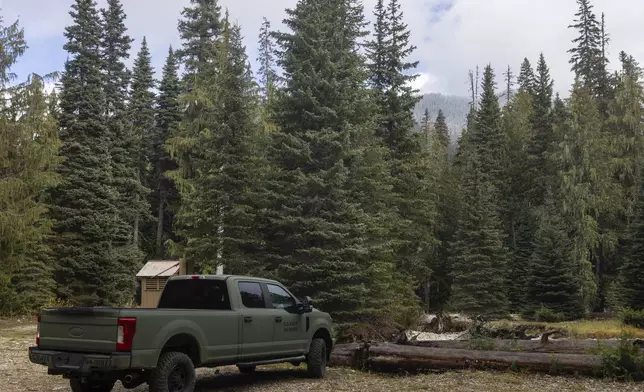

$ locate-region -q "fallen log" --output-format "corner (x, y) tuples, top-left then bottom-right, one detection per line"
(330, 342), (603, 375)
(404, 339), (630, 354)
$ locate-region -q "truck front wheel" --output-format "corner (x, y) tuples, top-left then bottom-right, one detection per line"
(149, 352), (196, 392)
(69, 379), (115, 392)
(306, 338), (327, 378)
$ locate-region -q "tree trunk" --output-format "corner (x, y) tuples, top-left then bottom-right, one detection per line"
(133, 215), (139, 247)
(156, 192), (165, 258)
(404, 339), (635, 354)
(330, 342), (603, 375)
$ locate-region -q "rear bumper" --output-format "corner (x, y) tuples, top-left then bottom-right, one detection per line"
(28, 346), (131, 373)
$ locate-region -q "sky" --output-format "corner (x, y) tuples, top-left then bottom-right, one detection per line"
(1, 0), (643, 98)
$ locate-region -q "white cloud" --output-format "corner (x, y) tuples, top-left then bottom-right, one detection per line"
(2, 0), (643, 97)
(408, 72), (438, 94)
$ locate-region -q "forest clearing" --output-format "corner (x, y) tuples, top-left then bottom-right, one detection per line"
(3, 319), (644, 392)
(3, 0), (644, 389)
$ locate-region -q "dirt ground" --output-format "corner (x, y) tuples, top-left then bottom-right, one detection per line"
(2, 319), (643, 392)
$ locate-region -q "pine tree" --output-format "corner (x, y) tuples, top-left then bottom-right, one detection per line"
(450, 63), (509, 316)
(609, 53), (644, 222)
(427, 110), (456, 311)
(177, 0), (222, 83)
(168, 0), (223, 264)
(420, 108), (432, 149)
(500, 89), (534, 311)
(151, 47), (182, 258)
(619, 166), (644, 310)
(367, 0), (420, 155)
(128, 37), (155, 250)
(551, 79), (607, 311)
(525, 189), (583, 319)
(100, 0), (143, 304)
(170, 15), (264, 275)
(257, 17), (277, 105)
(517, 58), (535, 95)
(0, 18), (61, 311)
(0, 15), (28, 310)
(434, 109), (450, 151)
(258, 0), (382, 323)
(526, 53), (554, 206)
(470, 64), (504, 189)
(50, 0), (118, 306)
(604, 53), (644, 309)
(0, 15), (26, 89)
(568, 0), (603, 95)
(6, 74), (63, 312)
(450, 153), (508, 317)
(366, 0), (435, 282)
(503, 65), (514, 105)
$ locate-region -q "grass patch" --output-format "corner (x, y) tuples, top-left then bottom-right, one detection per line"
(491, 318), (644, 339)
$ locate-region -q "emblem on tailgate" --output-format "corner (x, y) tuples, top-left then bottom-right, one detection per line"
(69, 327), (84, 337)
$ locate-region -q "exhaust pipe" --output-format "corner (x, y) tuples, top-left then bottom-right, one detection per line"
(122, 372), (145, 389)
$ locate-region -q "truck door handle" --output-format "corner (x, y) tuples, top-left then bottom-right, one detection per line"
(275, 316), (282, 323)
(244, 317), (253, 323)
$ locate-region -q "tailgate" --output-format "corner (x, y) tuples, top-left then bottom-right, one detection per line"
(39, 308), (122, 353)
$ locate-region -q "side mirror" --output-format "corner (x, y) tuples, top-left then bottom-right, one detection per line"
(296, 296), (313, 314)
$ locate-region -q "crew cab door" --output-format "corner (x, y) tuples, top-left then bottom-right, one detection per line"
(238, 281), (275, 360)
(264, 283), (308, 356)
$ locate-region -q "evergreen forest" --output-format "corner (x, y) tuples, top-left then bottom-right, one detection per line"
(2, 0), (644, 337)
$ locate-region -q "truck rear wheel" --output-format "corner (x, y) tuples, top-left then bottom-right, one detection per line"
(149, 352), (196, 392)
(306, 338), (327, 378)
(69, 379), (115, 392)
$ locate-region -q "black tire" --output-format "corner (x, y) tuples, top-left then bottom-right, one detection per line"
(69, 379), (115, 392)
(306, 338), (327, 378)
(148, 352), (196, 392)
(237, 365), (256, 374)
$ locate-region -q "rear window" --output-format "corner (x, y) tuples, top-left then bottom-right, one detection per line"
(157, 279), (231, 310)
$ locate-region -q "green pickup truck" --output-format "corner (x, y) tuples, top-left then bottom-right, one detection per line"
(28, 275), (334, 392)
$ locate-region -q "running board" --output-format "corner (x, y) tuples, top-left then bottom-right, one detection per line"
(237, 355), (306, 367)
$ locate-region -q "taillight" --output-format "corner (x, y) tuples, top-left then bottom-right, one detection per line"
(116, 318), (136, 351)
(36, 315), (40, 346)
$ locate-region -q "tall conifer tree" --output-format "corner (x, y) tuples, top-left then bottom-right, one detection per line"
(257, 17), (276, 105)
(517, 58), (535, 95)
(366, 0), (436, 282)
(168, 0), (223, 264)
(151, 47), (182, 258)
(525, 189), (583, 319)
(50, 0), (118, 305)
(551, 80), (606, 311)
(100, 0), (143, 303)
(526, 53), (554, 206)
(619, 166), (644, 310)
(128, 37), (156, 251)
(258, 0), (379, 323)
(450, 65), (508, 316)
(6, 74), (63, 311)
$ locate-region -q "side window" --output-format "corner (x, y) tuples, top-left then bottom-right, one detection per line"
(267, 284), (296, 309)
(238, 282), (265, 308)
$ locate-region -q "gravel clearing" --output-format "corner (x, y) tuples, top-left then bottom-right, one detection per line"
(2, 321), (643, 392)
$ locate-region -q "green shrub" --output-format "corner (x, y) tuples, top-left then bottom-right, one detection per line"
(599, 336), (644, 381)
(620, 308), (644, 329)
(534, 307), (565, 323)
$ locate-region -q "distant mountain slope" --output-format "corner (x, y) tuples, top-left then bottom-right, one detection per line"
(413, 93), (471, 142)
